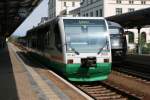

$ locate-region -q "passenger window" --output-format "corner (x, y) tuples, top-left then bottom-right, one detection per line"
(54, 23), (62, 53)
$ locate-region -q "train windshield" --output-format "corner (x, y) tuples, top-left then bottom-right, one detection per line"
(64, 19), (109, 53)
(109, 27), (123, 49)
(109, 28), (120, 34)
(109, 26), (123, 34)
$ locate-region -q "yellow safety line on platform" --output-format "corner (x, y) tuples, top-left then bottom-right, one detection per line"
(10, 43), (61, 100)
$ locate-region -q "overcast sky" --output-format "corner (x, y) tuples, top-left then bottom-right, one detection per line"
(13, 0), (48, 36)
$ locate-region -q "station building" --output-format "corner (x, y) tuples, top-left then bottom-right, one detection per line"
(79, 0), (150, 46)
(69, 7), (81, 16)
(48, 0), (80, 19)
(38, 17), (48, 25)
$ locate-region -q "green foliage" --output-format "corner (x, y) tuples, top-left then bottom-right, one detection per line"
(140, 33), (146, 46)
(128, 32), (134, 43)
(146, 43), (150, 48)
(142, 43), (150, 54)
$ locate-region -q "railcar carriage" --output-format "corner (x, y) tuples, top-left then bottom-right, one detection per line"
(26, 17), (112, 82)
(108, 21), (127, 63)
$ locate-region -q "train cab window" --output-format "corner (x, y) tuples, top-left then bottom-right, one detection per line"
(54, 23), (62, 53)
(45, 31), (49, 48)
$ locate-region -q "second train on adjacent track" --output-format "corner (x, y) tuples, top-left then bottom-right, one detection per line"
(108, 21), (127, 63)
(25, 17), (112, 82)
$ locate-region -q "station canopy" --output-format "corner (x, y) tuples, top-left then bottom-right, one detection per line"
(106, 7), (150, 29)
(0, 0), (42, 37)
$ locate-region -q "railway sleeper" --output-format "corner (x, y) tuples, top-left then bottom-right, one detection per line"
(95, 95), (123, 100)
(83, 87), (107, 91)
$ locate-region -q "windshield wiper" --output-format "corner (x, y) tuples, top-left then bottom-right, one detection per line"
(66, 43), (80, 55)
(97, 39), (109, 55)
(71, 47), (80, 55)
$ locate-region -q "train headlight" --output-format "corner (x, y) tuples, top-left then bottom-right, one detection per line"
(112, 41), (120, 47)
(68, 47), (72, 51)
(67, 59), (74, 64)
(111, 39), (122, 49)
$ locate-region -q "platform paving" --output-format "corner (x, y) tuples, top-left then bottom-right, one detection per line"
(0, 46), (19, 100)
(0, 43), (91, 100)
(0, 45), (38, 100)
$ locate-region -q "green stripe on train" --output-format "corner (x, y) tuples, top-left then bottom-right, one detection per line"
(65, 63), (111, 81)
(30, 52), (111, 81)
(47, 61), (111, 82)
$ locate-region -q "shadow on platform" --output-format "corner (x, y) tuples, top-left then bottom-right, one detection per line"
(0, 45), (19, 100)
(16, 51), (50, 69)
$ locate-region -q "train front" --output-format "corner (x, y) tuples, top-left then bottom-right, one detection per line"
(109, 26), (127, 62)
(63, 17), (111, 82)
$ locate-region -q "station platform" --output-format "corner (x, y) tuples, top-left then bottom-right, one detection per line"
(0, 43), (91, 100)
(0, 45), (41, 100)
(0, 46), (21, 100)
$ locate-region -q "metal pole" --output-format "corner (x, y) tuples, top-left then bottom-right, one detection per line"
(137, 26), (141, 54)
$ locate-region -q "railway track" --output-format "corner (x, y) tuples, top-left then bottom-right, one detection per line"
(113, 63), (150, 82)
(74, 81), (141, 100)
(26, 54), (142, 100)
(16, 44), (142, 100)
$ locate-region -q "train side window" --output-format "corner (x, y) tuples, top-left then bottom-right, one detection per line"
(54, 23), (62, 53)
(49, 26), (54, 47)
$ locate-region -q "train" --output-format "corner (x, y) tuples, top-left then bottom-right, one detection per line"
(108, 21), (127, 63)
(25, 17), (112, 82)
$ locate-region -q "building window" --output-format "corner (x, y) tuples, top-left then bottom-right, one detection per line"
(90, 0), (93, 4)
(72, 2), (75, 7)
(81, 0), (84, 5)
(99, 9), (103, 17)
(90, 12), (93, 17)
(78, 12), (80, 16)
(128, 8), (134, 12)
(141, 1), (146, 4)
(86, 13), (88, 17)
(116, 0), (121, 4)
(87, 0), (90, 5)
(96, 10), (98, 17)
(129, 0), (134, 4)
(64, 2), (66, 6)
(54, 23), (62, 53)
(116, 8), (122, 15)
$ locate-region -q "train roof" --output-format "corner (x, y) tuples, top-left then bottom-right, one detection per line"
(27, 17), (107, 35)
(60, 16), (105, 19)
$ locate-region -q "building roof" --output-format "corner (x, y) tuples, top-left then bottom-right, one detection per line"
(106, 7), (150, 29)
(69, 7), (80, 13)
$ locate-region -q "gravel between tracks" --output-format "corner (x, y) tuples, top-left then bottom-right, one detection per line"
(107, 71), (150, 100)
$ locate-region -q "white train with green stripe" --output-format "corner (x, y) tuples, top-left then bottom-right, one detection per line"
(26, 17), (112, 82)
